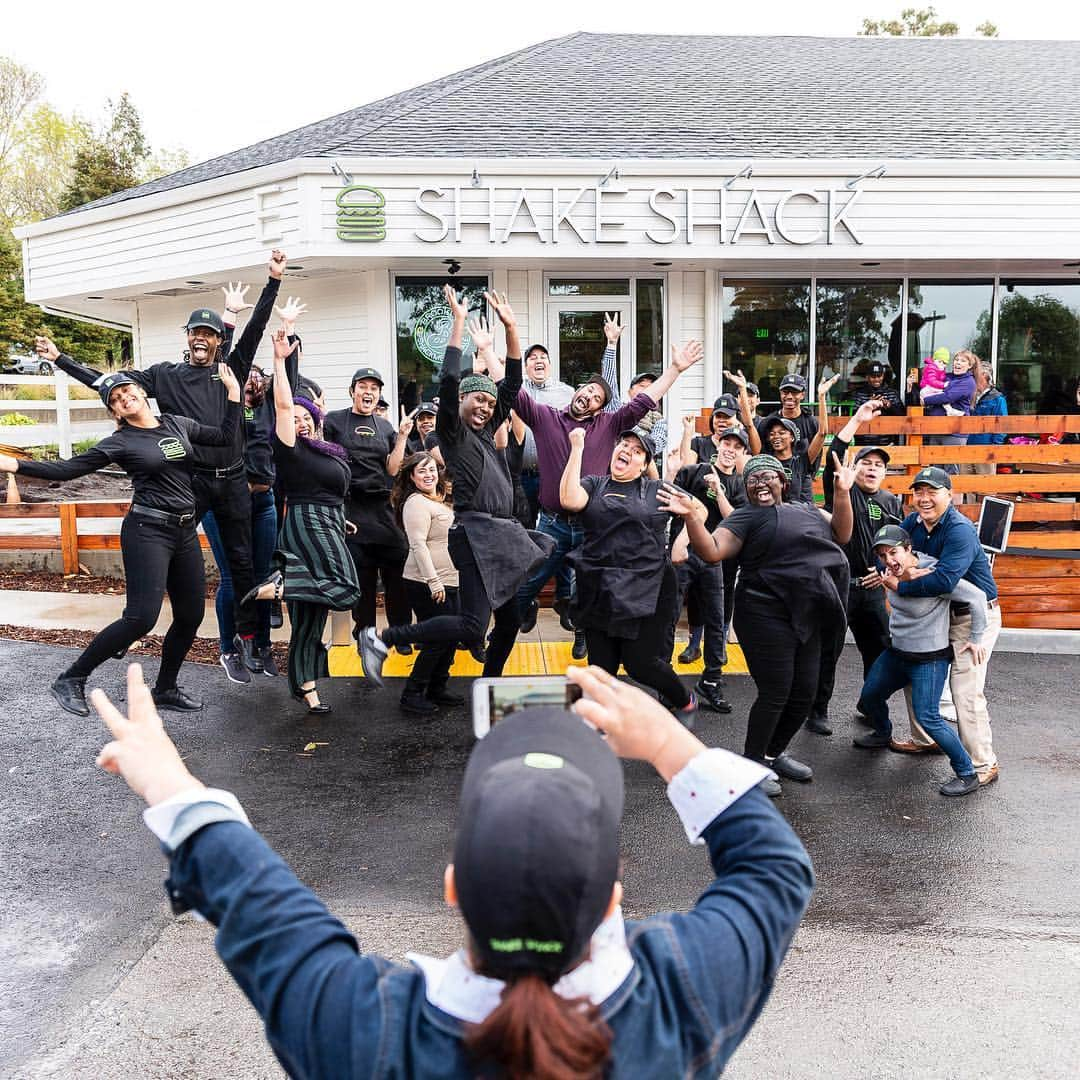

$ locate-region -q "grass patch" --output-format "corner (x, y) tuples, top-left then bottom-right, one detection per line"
(27, 436), (104, 460)
(0, 384), (99, 402)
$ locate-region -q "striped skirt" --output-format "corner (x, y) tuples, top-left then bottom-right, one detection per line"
(275, 501), (361, 610)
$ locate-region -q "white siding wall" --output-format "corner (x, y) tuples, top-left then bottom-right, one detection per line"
(134, 271), (367, 410)
(677, 272), (708, 420)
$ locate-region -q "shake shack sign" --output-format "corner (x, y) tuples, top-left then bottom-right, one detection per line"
(408, 184), (866, 247)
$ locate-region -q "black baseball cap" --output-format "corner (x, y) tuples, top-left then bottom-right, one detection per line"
(577, 373), (613, 407)
(95, 371), (140, 407)
(718, 424), (751, 449)
(866, 361), (888, 377)
(873, 524), (911, 548)
(617, 428), (656, 464)
(183, 308), (225, 335)
(760, 415), (800, 441)
(854, 445), (891, 465)
(524, 344), (549, 361)
(417, 401), (438, 416)
(453, 707), (623, 981)
(745, 381), (761, 397)
(910, 466), (952, 490)
(712, 394), (740, 417)
(377, 398), (389, 409)
(630, 370), (659, 389)
(779, 373), (807, 392)
(350, 367), (385, 389)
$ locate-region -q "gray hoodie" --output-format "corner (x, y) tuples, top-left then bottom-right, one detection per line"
(887, 554), (987, 659)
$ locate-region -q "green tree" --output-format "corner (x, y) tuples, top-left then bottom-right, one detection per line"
(860, 7), (998, 36)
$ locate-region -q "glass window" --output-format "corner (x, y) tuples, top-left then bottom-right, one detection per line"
(548, 278), (630, 296)
(395, 276), (488, 413)
(907, 281), (994, 389)
(722, 280), (810, 403)
(635, 279), (665, 375)
(815, 281), (903, 403)
(554, 310), (618, 391)
(996, 281), (1080, 415)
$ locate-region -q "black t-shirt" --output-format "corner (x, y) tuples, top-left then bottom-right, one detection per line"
(758, 407), (818, 446)
(690, 434), (719, 464)
(406, 430), (441, 457)
(669, 463), (731, 548)
(128, 277), (280, 469)
(272, 435), (351, 506)
(720, 501), (831, 582)
(243, 402), (275, 487)
(322, 409), (397, 497)
(18, 408), (240, 514)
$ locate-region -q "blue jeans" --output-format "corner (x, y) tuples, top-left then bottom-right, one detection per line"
(516, 510), (581, 616)
(857, 649), (975, 778)
(203, 489), (277, 653)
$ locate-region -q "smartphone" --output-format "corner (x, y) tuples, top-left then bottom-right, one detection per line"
(471, 676), (584, 738)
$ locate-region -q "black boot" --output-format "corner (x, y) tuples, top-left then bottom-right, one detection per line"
(805, 712), (833, 736)
(50, 675), (89, 717)
(152, 686), (203, 712)
(400, 684), (438, 716)
(427, 681), (465, 707)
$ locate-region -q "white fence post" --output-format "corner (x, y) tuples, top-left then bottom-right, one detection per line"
(55, 370), (73, 459)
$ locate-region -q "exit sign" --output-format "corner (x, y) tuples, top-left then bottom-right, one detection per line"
(755, 328), (769, 340)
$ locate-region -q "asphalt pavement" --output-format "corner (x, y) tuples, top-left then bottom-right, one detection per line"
(1, 640), (1078, 1079)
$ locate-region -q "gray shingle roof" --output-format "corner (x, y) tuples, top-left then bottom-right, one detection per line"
(70, 32), (1080, 215)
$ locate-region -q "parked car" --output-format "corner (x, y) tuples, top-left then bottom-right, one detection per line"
(6, 353), (54, 376)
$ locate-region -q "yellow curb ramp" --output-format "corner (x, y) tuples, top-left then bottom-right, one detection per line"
(330, 642), (747, 679)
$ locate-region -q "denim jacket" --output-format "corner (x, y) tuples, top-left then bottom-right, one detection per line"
(159, 758), (813, 1079)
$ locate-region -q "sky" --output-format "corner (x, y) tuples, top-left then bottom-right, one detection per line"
(6, 0), (1080, 167)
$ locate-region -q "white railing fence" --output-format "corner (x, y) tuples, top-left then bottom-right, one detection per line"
(0, 372), (112, 458)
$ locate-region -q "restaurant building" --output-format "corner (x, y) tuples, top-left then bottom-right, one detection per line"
(16, 32), (1080, 422)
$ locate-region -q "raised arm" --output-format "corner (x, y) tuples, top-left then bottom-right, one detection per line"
(271, 330), (300, 447)
(806, 373), (839, 464)
(387, 407), (417, 477)
(560, 427), (589, 512)
(639, 340), (703, 407)
(227, 250), (286, 381)
(467, 315), (504, 382)
(35, 336), (105, 388)
(658, 483), (745, 563)
(436, 285), (468, 443)
(601, 312), (623, 412)
(484, 291), (520, 427)
(821, 452), (854, 545)
(724, 369), (762, 453)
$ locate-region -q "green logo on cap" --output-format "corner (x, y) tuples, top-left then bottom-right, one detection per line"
(201, 311), (211, 319)
(489, 937), (565, 954)
(523, 753), (564, 770)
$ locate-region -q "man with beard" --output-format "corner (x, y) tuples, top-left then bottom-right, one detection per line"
(513, 335), (703, 660)
(807, 400), (903, 735)
(39, 250), (286, 677)
(756, 375), (834, 505)
(323, 368), (413, 650)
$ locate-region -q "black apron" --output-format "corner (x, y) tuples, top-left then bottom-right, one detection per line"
(569, 476), (673, 638)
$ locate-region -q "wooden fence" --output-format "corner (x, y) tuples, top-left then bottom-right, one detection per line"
(0, 501), (210, 573)
(695, 408), (1080, 630)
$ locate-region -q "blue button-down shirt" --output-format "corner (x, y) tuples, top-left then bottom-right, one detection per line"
(899, 505), (998, 601)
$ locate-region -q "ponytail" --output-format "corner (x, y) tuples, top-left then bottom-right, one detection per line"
(464, 973), (612, 1080)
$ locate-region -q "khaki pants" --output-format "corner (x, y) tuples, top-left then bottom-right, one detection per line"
(905, 605), (1001, 775)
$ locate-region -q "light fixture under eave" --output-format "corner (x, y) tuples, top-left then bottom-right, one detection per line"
(724, 164), (753, 189)
(846, 165), (887, 189)
(653, 261), (673, 267)
(286, 264), (304, 271)
(330, 161), (354, 186)
(1065, 261), (1080, 267)
(185, 280), (205, 286)
(599, 164), (620, 188)
(861, 262), (881, 267)
(86, 295), (104, 300)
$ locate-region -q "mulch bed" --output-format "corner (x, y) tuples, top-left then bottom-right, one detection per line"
(0, 625), (290, 669)
(13, 470), (133, 503)
(0, 567), (217, 597)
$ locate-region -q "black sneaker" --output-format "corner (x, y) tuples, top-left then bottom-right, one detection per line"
(552, 596), (574, 632)
(219, 652), (251, 685)
(233, 634), (264, 674)
(427, 684), (465, 706)
(396, 643), (414, 656)
(805, 712), (833, 736)
(771, 753), (813, 782)
(359, 627), (390, 688)
(152, 687), (203, 712)
(853, 731), (891, 749)
(940, 774), (980, 797)
(571, 629), (588, 661)
(256, 646), (279, 677)
(519, 600), (539, 633)
(50, 676), (89, 717)
(695, 678), (732, 714)
(269, 600), (284, 630)
(400, 690), (439, 716)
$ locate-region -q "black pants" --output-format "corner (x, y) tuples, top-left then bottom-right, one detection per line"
(62, 516), (205, 691)
(813, 584), (891, 717)
(382, 527), (519, 676)
(675, 554), (726, 681)
(401, 580), (459, 692)
(735, 592), (821, 761)
(194, 471), (256, 638)
(347, 538), (411, 632)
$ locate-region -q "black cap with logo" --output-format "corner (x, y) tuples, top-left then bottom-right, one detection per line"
(712, 394), (740, 417)
(618, 428), (656, 465)
(350, 367), (385, 389)
(453, 707), (623, 981)
(866, 360), (889, 377)
(95, 371), (140, 407)
(909, 466), (952, 490)
(760, 415), (800, 441)
(183, 308), (226, 335)
(854, 445), (891, 465)
(779, 373), (808, 392)
(873, 524), (911, 548)
(416, 401), (438, 416)
(718, 424), (751, 449)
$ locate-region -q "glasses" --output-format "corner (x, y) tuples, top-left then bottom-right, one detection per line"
(745, 470), (781, 486)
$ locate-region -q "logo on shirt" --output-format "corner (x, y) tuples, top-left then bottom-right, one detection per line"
(158, 437), (186, 461)
(603, 492), (627, 499)
(353, 425), (378, 437)
(868, 501), (883, 523)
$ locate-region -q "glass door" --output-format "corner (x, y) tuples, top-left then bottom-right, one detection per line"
(545, 301), (633, 397)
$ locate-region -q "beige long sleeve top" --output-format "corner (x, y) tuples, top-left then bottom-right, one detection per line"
(402, 492), (458, 592)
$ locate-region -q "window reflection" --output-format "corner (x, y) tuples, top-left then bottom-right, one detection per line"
(635, 279), (664, 373)
(815, 281), (903, 401)
(722, 281), (810, 403)
(995, 282), (1080, 415)
(907, 281), (993, 379)
(395, 276), (487, 414)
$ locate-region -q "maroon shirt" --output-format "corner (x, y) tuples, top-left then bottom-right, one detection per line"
(513, 380), (656, 513)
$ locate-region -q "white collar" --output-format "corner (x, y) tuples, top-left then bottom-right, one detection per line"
(406, 907), (635, 1024)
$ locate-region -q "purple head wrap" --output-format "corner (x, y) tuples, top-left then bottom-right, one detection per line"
(293, 395), (348, 461)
